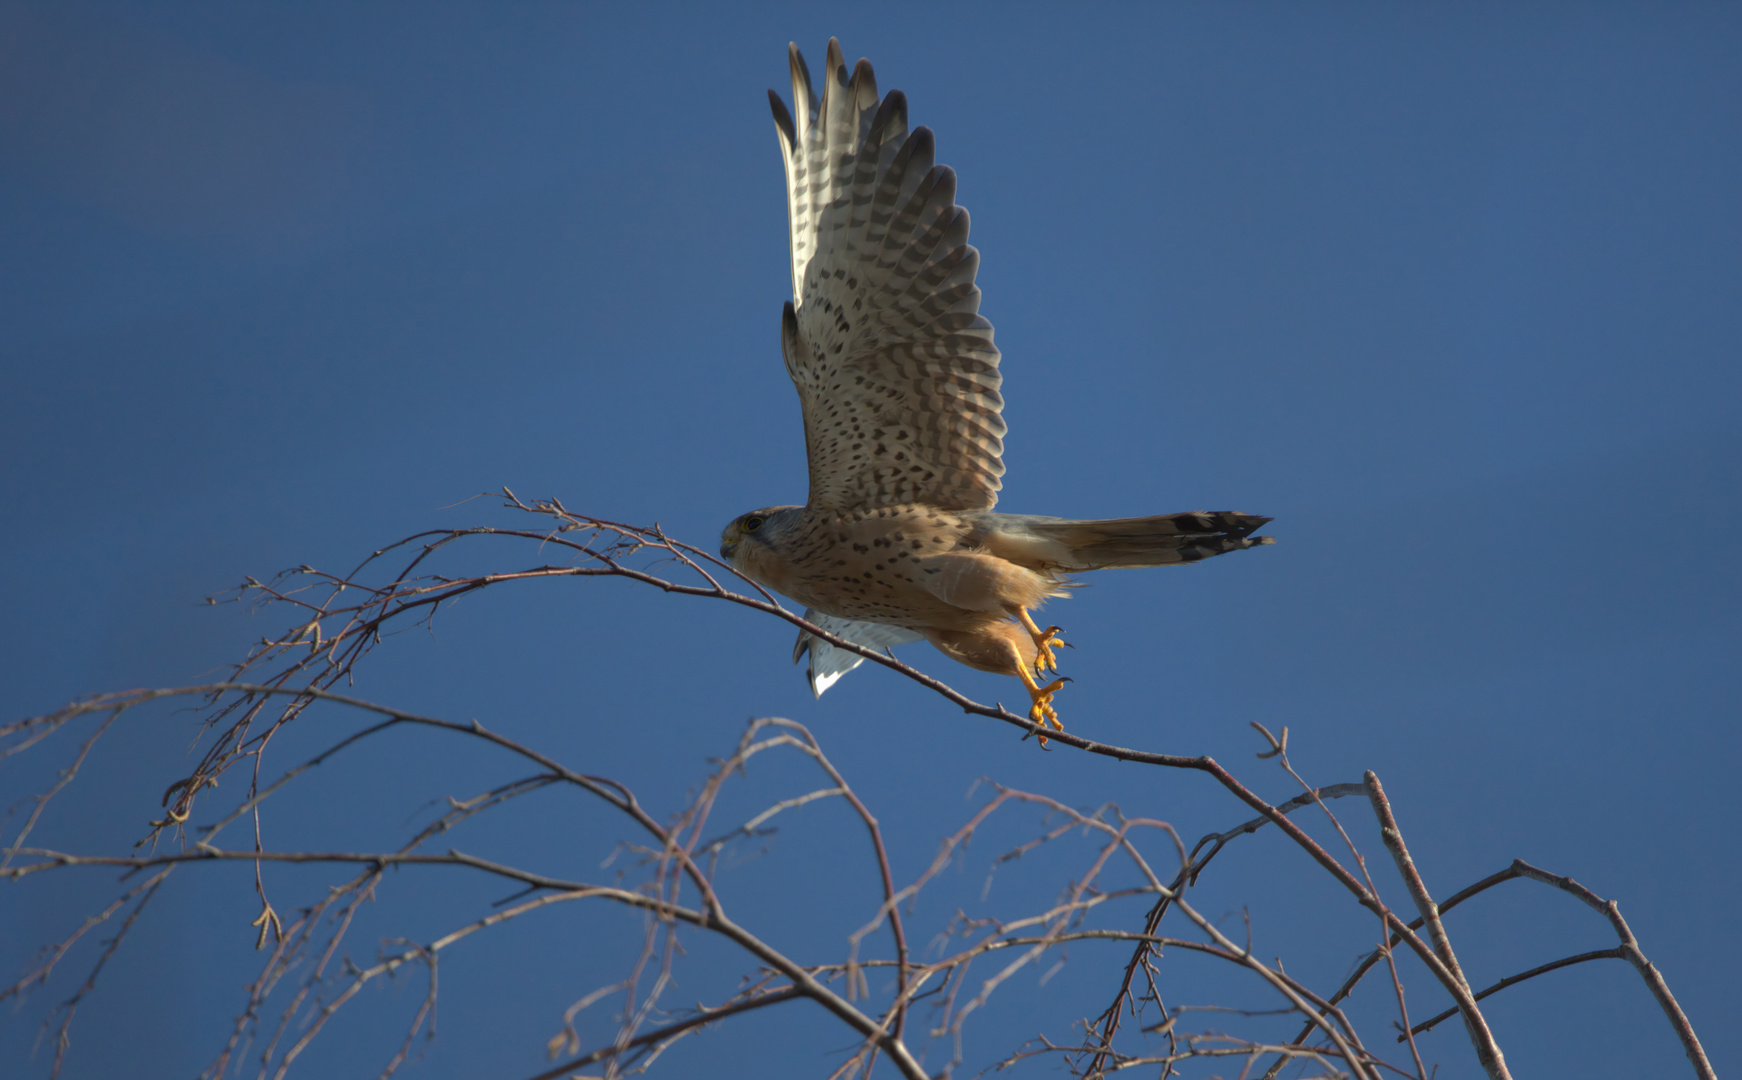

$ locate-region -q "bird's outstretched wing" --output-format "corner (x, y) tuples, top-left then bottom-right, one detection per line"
(771, 39), (1005, 513)
(792, 609), (924, 698)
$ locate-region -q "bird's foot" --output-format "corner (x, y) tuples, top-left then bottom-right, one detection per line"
(1015, 608), (1069, 676)
(1031, 625), (1067, 675)
(1016, 665), (1068, 746)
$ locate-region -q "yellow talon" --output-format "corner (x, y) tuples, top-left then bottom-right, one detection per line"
(1033, 626), (1065, 675)
(1015, 663), (1067, 746)
(1015, 608), (1067, 675)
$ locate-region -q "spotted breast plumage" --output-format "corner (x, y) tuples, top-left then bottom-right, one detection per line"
(720, 39), (1273, 737)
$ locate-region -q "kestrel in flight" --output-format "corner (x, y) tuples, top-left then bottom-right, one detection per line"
(721, 40), (1273, 737)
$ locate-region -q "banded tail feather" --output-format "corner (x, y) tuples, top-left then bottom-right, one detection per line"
(970, 510), (1275, 571)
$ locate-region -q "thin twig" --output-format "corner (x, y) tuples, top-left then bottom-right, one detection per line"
(1405, 948), (1623, 1038)
(1365, 770), (1507, 1080)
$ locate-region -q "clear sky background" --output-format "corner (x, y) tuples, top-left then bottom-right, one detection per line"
(3, 4), (1738, 1078)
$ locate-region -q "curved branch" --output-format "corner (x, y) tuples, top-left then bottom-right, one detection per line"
(1367, 772), (1506, 1079)
(519, 988), (805, 1080)
(1085, 782), (1367, 1074)
(7, 503), (1713, 1080)
(1510, 859), (1716, 1080)
(1406, 949), (1624, 1038)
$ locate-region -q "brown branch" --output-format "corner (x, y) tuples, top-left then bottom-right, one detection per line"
(6, 502), (1715, 1080)
(998, 1032), (1355, 1078)
(1366, 770), (1508, 1080)
(1510, 859), (1716, 1080)
(1, 868), (169, 1008)
(771, 724), (912, 1041)
(21, 854), (915, 1074)
(12, 501), (1469, 1022)
(375, 943), (438, 1079)
(13, 683), (728, 916)
(1, 709), (121, 873)
(2, 498), (1650, 1075)
(1084, 782), (1366, 1077)
(520, 987), (805, 1080)
(8, 688), (936, 1078)
(41, 868), (173, 1080)
(7, 680), (1415, 1080)
(1270, 863), (1526, 1075)
(12, 846), (636, 896)
(1405, 948), (1624, 1038)
(1249, 726), (1428, 1080)
(874, 789), (1397, 1080)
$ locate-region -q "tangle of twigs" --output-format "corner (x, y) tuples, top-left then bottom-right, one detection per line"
(2, 495), (1716, 1080)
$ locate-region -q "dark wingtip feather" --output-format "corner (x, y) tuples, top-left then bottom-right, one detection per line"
(867, 89), (908, 150)
(841, 55), (877, 117)
(867, 90), (897, 138)
(825, 37), (846, 85)
(934, 164), (958, 199)
(886, 88), (907, 116)
(768, 88), (796, 145)
(788, 42), (812, 106)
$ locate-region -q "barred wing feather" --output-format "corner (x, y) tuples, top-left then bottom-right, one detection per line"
(771, 39), (1005, 512)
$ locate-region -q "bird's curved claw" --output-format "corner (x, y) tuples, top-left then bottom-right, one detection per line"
(1015, 608), (1069, 676)
(1018, 672), (1069, 746)
(1031, 625), (1068, 676)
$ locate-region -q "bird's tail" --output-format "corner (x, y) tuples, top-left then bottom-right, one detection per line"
(978, 511), (1274, 571)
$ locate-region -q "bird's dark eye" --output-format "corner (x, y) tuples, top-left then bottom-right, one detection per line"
(742, 515), (766, 533)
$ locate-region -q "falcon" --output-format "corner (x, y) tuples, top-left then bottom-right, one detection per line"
(721, 40), (1273, 737)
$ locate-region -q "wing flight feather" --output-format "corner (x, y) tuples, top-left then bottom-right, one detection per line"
(771, 40), (1006, 512)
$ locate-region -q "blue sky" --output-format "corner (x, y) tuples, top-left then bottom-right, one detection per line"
(3, 4), (1738, 1078)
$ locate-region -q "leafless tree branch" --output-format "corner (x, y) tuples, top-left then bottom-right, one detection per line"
(4, 502), (1713, 1080)
(1509, 858), (1716, 1080)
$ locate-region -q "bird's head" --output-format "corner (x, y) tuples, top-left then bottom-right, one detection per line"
(719, 506), (804, 572)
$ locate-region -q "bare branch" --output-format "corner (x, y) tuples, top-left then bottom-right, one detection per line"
(1364, 771), (1506, 1079)
(1510, 859), (1716, 1080)
(4, 504), (1713, 1080)
(521, 988), (805, 1080)
(1406, 948), (1624, 1038)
